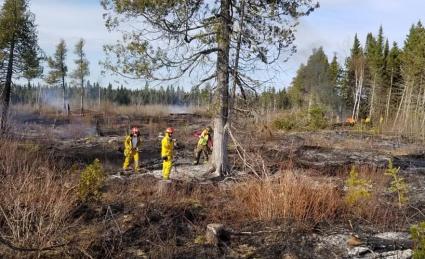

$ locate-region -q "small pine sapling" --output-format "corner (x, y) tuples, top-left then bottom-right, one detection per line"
(345, 166), (372, 206)
(78, 159), (105, 202)
(385, 159), (408, 207)
(411, 221), (425, 259)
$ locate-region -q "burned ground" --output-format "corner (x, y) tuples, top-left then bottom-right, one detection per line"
(0, 109), (424, 258)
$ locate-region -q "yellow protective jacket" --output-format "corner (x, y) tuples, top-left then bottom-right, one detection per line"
(197, 129), (210, 146)
(124, 135), (142, 155)
(161, 134), (174, 158)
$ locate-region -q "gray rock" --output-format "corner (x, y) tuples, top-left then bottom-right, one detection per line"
(373, 232), (410, 241)
(348, 246), (370, 257)
(359, 249), (412, 259)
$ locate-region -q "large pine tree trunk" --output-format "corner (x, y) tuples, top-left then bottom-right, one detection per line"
(212, 0), (231, 177)
(1, 41), (15, 133)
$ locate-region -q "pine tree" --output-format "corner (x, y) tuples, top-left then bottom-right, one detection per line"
(0, 0), (40, 132)
(46, 39), (68, 114)
(71, 39), (90, 115)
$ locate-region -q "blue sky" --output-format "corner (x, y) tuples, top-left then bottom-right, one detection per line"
(2, 0), (425, 89)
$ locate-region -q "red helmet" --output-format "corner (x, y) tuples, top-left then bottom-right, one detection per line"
(131, 127), (140, 135)
(165, 127), (174, 134)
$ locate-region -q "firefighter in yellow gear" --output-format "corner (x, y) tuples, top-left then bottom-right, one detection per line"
(161, 127), (175, 180)
(123, 127), (142, 172)
(193, 126), (213, 165)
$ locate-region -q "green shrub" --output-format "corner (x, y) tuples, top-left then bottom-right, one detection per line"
(307, 105), (328, 130)
(385, 159), (408, 207)
(272, 106), (328, 131)
(411, 222), (425, 259)
(272, 113), (298, 130)
(345, 166), (372, 206)
(78, 159), (105, 202)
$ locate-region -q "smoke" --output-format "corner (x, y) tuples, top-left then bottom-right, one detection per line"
(39, 88), (65, 110)
(169, 105), (193, 114)
(56, 121), (97, 139)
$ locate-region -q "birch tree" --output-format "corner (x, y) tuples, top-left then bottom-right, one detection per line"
(344, 34), (366, 121)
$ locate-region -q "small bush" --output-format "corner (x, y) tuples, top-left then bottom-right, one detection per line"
(411, 222), (425, 259)
(308, 106), (328, 130)
(385, 159), (409, 207)
(272, 110), (310, 131)
(272, 106), (328, 131)
(272, 112), (299, 130)
(78, 159), (105, 202)
(345, 166), (372, 206)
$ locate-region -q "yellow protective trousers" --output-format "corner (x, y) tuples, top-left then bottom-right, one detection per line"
(123, 150), (140, 172)
(162, 156), (173, 180)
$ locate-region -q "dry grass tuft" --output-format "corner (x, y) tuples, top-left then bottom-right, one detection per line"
(226, 173), (343, 225)
(0, 140), (77, 255)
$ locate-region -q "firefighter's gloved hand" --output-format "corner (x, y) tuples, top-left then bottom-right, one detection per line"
(162, 156), (168, 161)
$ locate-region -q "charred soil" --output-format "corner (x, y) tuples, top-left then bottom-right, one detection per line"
(0, 110), (424, 258)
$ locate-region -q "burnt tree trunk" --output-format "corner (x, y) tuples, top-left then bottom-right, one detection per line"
(62, 73), (67, 116)
(212, 0), (231, 176)
(1, 40), (15, 133)
(80, 78), (84, 116)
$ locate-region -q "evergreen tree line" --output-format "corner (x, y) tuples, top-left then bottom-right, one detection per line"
(9, 81), (214, 107)
(286, 22), (425, 136)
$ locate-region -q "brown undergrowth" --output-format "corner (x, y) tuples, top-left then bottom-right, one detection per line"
(0, 139), (78, 257)
(0, 137), (409, 257)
